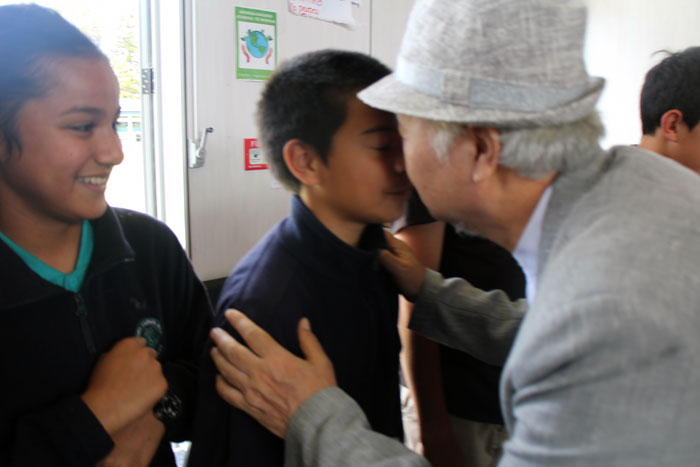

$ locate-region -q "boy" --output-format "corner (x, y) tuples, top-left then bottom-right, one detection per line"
(189, 49), (411, 466)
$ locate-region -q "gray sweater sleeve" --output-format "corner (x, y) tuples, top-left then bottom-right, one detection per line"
(409, 269), (528, 366)
(285, 387), (429, 467)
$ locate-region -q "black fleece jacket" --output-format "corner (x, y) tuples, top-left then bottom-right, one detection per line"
(0, 207), (213, 466)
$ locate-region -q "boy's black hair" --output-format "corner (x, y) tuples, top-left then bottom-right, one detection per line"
(256, 49), (391, 192)
(0, 4), (105, 156)
(640, 46), (700, 135)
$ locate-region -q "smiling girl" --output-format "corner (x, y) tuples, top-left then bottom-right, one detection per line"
(0, 5), (212, 466)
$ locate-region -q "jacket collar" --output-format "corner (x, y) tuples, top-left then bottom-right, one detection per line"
(538, 146), (612, 277)
(88, 207), (135, 277)
(281, 195), (388, 283)
(0, 207), (135, 309)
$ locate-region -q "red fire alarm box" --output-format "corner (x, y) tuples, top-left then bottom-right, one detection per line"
(244, 138), (268, 170)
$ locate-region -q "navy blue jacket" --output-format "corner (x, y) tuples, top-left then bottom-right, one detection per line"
(189, 196), (402, 466)
(0, 208), (212, 466)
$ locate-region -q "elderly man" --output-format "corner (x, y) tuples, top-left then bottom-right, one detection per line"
(209, 1), (700, 466)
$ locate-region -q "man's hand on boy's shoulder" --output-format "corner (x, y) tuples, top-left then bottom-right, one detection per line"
(379, 231), (427, 302)
(210, 309), (337, 438)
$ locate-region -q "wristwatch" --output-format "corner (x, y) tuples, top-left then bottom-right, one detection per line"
(153, 391), (182, 422)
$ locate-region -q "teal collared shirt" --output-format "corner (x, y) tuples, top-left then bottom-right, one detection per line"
(0, 220), (94, 293)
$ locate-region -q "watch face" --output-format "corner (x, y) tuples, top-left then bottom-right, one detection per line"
(154, 392), (182, 422)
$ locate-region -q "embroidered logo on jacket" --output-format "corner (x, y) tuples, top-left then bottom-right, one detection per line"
(136, 317), (163, 354)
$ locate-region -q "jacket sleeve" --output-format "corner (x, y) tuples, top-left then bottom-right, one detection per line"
(189, 289), (302, 466)
(285, 387), (429, 467)
(187, 320), (289, 466)
(9, 395), (114, 466)
(155, 234), (214, 442)
(409, 269), (528, 366)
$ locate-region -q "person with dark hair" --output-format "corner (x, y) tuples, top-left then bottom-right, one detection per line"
(639, 46), (700, 173)
(207, 1), (700, 466)
(187, 49), (410, 466)
(0, 5), (212, 466)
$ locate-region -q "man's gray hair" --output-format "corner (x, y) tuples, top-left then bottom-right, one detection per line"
(428, 113), (605, 179)
(427, 120), (467, 162)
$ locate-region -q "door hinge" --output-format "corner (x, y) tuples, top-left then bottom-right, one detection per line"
(141, 68), (155, 95)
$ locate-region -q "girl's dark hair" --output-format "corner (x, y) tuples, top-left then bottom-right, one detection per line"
(0, 4), (106, 156)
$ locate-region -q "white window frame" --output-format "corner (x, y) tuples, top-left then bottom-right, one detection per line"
(141, 0), (190, 252)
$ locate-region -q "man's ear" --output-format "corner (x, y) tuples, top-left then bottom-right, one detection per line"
(282, 139), (322, 186)
(471, 127), (500, 183)
(659, 109), (685, 142)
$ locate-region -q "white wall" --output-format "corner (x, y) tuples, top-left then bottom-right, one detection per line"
(584, 0), (700, 148)
(370, 0), (414, 67)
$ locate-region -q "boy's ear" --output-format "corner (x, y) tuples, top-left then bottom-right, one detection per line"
(659, 109), (685, 142)
(471, 127), (501, 183)
(282, 139), (323, 186)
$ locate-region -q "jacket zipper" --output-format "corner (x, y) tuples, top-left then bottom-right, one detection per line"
(73, 293), (96, 354)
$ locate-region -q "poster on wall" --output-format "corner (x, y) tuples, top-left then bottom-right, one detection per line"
(287, 0), (355, 27)
(236, 6), (277, 81)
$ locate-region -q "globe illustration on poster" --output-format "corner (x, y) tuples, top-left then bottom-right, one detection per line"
(235, 7), (276, 81)
(242, 29), (272, 58)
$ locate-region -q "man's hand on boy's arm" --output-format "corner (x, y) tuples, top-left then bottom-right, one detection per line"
(210, 309), (337, 438)
(380, 231), (427, 301)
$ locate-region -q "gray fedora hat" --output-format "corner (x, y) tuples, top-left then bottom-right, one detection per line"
(358, 0), (604, 127)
